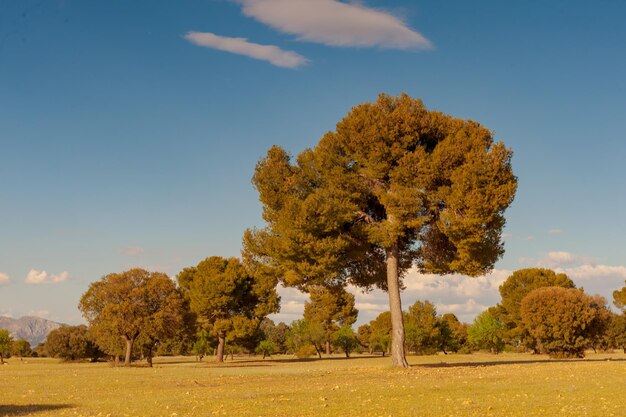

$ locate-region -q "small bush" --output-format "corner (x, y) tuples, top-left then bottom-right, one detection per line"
(521, 287), (611, 358)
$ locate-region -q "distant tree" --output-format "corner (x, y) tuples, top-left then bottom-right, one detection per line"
(192, 329), (214, 361)
(613, 281), (626, 312)
(468, 309), (505, 354)
(45, 325), (103, 361)
(0, 329), (13, 364)
(12, 339), (32, 359)
(332, 325), (359, 358)
(404, 300), (442, 354)
(498, 268), (575, 350)
(521, 287), (611, 358)
(607, 314), (626, 353)
(178, 257), (279, 363)
(244, 93), (517, 367)
(87, 325), (126, 364)
(79, 268), (186, 366)
(304, 285), (358, 355)
(34, 342), (47, 358)
(441, 313), (468, 353)
(357, 324), (372, 353)
(286, 319), (325, 358)
(285, 319), (307, 355)
(256, 340), (277, 359)
(434, 315), (456, 354)
(259, 318), (289, 354)
(156, 301), (197, 357)
(369, 312), (392, 356)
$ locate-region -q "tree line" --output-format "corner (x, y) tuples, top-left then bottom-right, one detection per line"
(11, 268), (625, 364)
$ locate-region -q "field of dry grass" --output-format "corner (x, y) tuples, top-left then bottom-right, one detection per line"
(1, 352), (625, 417)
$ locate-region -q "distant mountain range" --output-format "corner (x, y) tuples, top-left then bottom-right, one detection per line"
(0, 316), (65, 347)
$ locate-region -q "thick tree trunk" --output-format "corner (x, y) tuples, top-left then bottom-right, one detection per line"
(216, 334), (225, 363)
(0, 353), (4, 364)
(325, 338), (331, 355)
(386, 244), (409, 368)
(124, 336), (135, 366)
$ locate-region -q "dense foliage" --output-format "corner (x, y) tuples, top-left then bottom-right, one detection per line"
(304, 285), (358, 355)
(468, 309), (506, 354)
(79, 268), (186, 366)
(178, 256), (279, 362)
(521, 287), (611, 358)
(45, 325), (102, 361)
(11, 338), (32, 358)
(332, 325), (359, 357)
(0, 329), (13, 364)
(497, 268), (575, 349)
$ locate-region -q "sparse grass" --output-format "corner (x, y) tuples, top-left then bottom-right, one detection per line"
(1, 352), (625, 416)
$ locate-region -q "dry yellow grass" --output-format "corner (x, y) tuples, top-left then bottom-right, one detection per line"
(1, 352), (625, 416)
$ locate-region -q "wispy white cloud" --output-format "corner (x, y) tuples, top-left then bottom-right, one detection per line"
(239, 0), (432, 50)
(270, 268), (512, 326)
(185, 31), (308, 68)
(120, 246), (145, 257)
(268, 285), (307, 323)
(0, 272), (10, 285)
(530, 250), (626, 301)
(266, 254), (626, 326)
(563, 264), (626, 279)
(25, 269), (69, 285)
(437, 299), (490, 321)
(548, 228), (563, 234)
(545, 251), (578, 267)
(558, 264), (626, 303)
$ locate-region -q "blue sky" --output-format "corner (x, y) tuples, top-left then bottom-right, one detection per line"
(1, 0), (625, 326)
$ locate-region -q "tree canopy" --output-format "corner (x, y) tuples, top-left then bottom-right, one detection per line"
(45, 325), (102, 362)
(497, 268), (575, 348)
(177, 256), (279, 362)
(521, 287), (611, 358)
(613, 280), (626, 312)
(12, 339), (32, 359)
(245, 93), (517, 367)
(332, 325), (359, 358)
(404, 300), (441, 354)
(0, 329), (13, 364)
(368, 311), (392, 356)
(468, 309), (506, 354)
(79, 268), (185, 366)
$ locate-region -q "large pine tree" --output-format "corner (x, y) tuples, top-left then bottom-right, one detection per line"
(245, 93), (517, 367)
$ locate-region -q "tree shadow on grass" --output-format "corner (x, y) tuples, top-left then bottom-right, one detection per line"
(262, 355), (385, 365)
(415, 357), (626, 369)
(186, 356), (385, 369)
(0, 404), (73, 416)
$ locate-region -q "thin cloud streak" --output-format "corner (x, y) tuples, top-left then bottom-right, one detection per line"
(0, 272), (9, 285)
(239, 0), (432, 49)
(120, 246), (145, 257)
(271, 269), (511, 325)
(184, 31), (309, 68)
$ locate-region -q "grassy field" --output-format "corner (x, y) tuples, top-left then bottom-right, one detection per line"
(1, 352), (625, 417)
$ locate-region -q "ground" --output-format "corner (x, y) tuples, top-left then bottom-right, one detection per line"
(1, 352), (625, 416)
